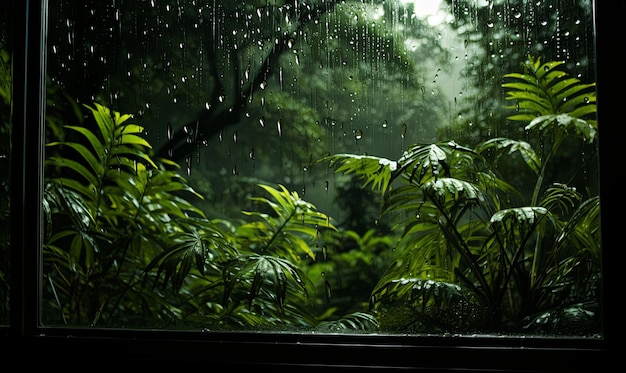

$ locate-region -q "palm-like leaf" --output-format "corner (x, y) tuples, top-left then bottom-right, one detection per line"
(396, 142), (474, 184)
(43, 103), (219, 326)
(145, 227), (235, 291)
(315, 311), (378, 333)
(46, 102), (157, 220)
(219, 184), (337, 313)
(502, 55), (597, 142)
(239, 184), (337, 260)
(322, 154), (397, 194)
(371, 278), (482, 333)
(502, 56), (596, 120)
(476, 137), (541, 176)
(222, 254), (313, 312)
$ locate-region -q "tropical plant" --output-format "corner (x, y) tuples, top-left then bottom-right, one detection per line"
(323, 55), (601, 335)
(150, 183), (341, 330)
(42, 55), (601, 336)
(43, 102), (352, 330)
(43, 102), (223, 326)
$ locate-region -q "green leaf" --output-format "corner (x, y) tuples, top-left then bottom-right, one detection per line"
(223, 254), (312, 311)
(490, 206), (549, 226)
(241, 184), (337, 260)
(526, 114), (596, 142)
(502, 55), (597, 141)
(476, 137), (541, 175)
(322, 154), (396, 194)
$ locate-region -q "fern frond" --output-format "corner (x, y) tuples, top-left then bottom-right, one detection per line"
(503, 55), (596, 126)
(322, 154), (397, 194)
(222, 254), (313, 311)
(476, 137), (541, 176)
(145, 227), (234, 291)
(526, 113), (596, 143)
(240, 184), (337, 260)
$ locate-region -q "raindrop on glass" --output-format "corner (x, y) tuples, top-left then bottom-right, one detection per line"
(354, 129), (363, 140)
(167, 122), (173, 141)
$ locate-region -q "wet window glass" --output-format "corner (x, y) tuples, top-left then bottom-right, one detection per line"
(40, 0), (601, 337)
(0, 2), (10, 327)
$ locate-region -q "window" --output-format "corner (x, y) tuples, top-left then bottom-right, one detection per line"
(2, 0), (615, 370)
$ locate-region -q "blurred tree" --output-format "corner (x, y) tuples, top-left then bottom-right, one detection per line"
(45, 0), (452, 219)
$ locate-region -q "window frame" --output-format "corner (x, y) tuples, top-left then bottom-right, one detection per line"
(4, 0), (615, 369)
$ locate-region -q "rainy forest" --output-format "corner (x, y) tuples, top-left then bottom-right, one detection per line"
(0, 0), (601, 338)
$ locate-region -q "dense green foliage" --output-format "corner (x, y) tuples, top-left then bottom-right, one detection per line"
(43, 102), (372, 329)
(1, 0), (600, 337)
(38, 55), (600, 336)
(325, 55), (600, 335)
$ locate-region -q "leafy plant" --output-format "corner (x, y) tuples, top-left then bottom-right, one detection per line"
(167, 183), (340, 330)
(43, 102), (220, 326)
(43, 103), (348, 330)
(41, 55), (601, 336)
(324, 55), (600, 335)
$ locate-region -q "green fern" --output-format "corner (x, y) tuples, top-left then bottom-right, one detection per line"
(322, 154), (397, 195)
(502, 55), (596, 126)
(43, 102), (218, 326)
(239, 184), (337, 260)
(221, 184), (338, 312)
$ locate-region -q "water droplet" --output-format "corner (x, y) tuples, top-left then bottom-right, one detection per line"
(325, 280), (332, 300)
(354, 129), (363, 140)
(186, 156), (192, 177)
(167, 122), (173, 141)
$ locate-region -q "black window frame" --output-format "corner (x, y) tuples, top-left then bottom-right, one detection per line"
(3, 0), (616, 370)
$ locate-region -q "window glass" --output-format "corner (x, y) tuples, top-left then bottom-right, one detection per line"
(42, 0), (601, 337)
(0, 1), (11, 327)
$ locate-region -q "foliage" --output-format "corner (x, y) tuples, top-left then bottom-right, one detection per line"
(441, 0), (596, 149)
(44, 102), (222, 326)
(324, 55), (601, 336)
(158, 183), (340, 330)
(40, 55), (601, 336)
(0, 0), (601, 344)
(44, 0), (450, 223)
(42, 103), (352, 330)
